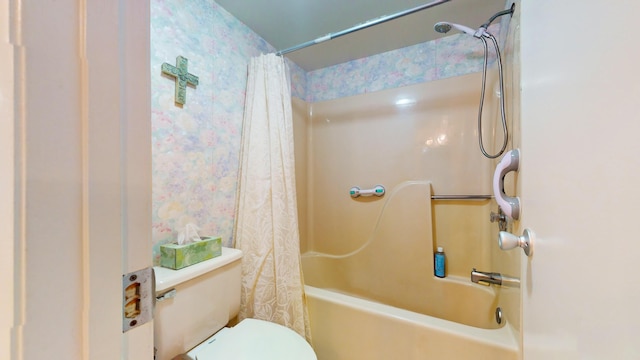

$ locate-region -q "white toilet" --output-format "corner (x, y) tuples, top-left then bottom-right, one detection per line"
(154, 247), (316, 360)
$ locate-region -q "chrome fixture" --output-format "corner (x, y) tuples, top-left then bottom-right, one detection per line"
(431, 194), (492, 200)
(499, 228), (534, 257)
(276, 0), (451, 55)
(481, 4), (516, 29)
(490, 208), (507, 231)
(155, 288), (177, 302)
(350, 185), (385, 198)
(471, 268), (520, 288)
(471, 268), (502, 286)
(495, 307), (503, 325)
(433, 4), (515, 159)
(493, 148), (520, 220)
(433, 22), (476, 36)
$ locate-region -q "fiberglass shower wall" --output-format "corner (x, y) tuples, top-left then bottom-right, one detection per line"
(294, 24), (507, 279)
(296, 73), (497, 279)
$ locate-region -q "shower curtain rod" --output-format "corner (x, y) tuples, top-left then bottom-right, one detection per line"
(276, 0), (452, 56)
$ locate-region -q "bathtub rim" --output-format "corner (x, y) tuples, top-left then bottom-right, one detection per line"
(304, 284), (519, 353)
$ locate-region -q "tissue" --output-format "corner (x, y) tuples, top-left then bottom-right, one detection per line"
(177, 223), (202, 245)
(160, 223), (222, 270)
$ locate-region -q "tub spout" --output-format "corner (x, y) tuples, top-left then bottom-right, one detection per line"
(471, 268), (503, 286)
(471, 268), (520, 288)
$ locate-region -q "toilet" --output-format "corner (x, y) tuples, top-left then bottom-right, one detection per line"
(154, 247), (316, 360)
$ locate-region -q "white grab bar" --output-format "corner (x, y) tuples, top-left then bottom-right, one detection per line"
(350, 185), (385, 198)
(492, 149), (520, 220)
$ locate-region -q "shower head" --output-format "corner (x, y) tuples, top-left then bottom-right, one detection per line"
(434, 22), (477, 36)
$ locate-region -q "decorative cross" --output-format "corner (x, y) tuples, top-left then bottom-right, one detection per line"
(161, 56), (199, 105)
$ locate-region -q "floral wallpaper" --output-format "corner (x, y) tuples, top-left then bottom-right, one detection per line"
(307, 23), (500, 102)
(151, 0), (502, 263)
(151, 0), (285, 263)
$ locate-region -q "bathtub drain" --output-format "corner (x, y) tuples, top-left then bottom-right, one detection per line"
(495, 307), (503, 325)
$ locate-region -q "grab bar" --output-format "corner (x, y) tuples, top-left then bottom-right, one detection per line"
(492, 148), (520, 219)
(350, 185), (385, 198)
(431, 195), (493, 200)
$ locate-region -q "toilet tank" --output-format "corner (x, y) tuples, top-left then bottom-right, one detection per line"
(154, 247), (242, 360)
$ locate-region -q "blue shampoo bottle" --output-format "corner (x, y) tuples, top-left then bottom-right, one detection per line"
(435, 247), (446, 278)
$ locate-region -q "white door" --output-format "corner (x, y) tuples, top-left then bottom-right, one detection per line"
(0, 3), (15, 359)
(520, 1), (640, 359)
(2, 1), (153, 359)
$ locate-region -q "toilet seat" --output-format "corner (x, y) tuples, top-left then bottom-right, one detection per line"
(187, 319), (316, 360)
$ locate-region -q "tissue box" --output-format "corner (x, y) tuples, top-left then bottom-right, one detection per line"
(160, 236), (222, 270)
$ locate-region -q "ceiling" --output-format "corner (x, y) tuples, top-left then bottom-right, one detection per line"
(216, 0), (507, 71)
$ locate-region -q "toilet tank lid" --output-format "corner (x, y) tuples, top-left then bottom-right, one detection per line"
(154, 247), (242, 293)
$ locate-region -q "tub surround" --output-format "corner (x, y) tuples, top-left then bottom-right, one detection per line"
(293, 69), (520, 359)
(296, 73), (496, 278)
(300, 180), (498, 329)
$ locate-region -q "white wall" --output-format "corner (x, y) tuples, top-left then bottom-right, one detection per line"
(520, 1), (640, 358)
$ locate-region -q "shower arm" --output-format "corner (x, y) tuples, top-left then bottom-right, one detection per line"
(480, 3), (515, 29)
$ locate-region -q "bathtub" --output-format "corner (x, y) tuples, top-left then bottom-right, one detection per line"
(305, 285), (518, 360)
(303, 255), (519, 360)
(299, 179), (518, 358)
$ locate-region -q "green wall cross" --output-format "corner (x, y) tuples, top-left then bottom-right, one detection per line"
(161, 56), (199, 105)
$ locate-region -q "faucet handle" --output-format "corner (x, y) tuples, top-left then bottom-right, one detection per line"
(498, 228), (534, 256)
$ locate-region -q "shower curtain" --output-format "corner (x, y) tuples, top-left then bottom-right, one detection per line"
(234, 53), (311, 341)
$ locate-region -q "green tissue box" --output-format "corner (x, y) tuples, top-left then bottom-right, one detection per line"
(160, 236), (222, 270)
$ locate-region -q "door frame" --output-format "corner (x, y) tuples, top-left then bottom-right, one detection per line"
(83, 1), (152, 358)
(0, 2), (15, 359)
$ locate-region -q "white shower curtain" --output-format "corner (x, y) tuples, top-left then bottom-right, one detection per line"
(234, 53), (311, 341)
